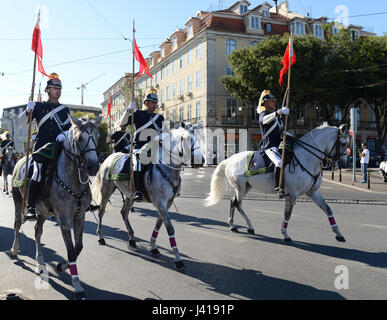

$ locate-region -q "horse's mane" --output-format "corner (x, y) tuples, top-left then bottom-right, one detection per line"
(299, 122), (337, 142)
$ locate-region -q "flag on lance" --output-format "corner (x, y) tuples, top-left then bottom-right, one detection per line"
(31, 10), (48, 77)
(134, 38), (152, 79)
(279, 36), (296, 88)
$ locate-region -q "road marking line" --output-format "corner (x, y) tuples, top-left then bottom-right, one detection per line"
(361, 224), (387, 230)
(322, 178), (387, 195)
(189, 227), (248, 243)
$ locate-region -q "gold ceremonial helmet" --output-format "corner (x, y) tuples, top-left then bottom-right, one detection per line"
(143, 87), (158, 103)
(46, 72), (62, 89)
(257, 90), (276, 114)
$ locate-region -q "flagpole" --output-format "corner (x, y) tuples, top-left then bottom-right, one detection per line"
(278, 34), (293, 198)
(21, 51), (37, 219)
(129, 19), (136, 193)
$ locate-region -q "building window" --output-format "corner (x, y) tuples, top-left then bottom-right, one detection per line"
(187, 47), (193, 64)
(226, 99), (238, 120)
(332, 25), (340, 35)
(187, 74), (193, 92)
(187, 24), (193, 38)
(292, 22), (305, 35)
(160, 89), (164, 102)
(225, 67), (234, 76)
(172, 59), (177, 72)
(160, 67), (164, 80)
(173, 83), (177, 98)
(196, 71), (201, 88)
(179, 53), (184, 68)
(226, 39), (236, 55)
(196, 101), (201, 120)
(314, 25), (323, 38)
(265, 23), (272, 32)
(251, 16), (260, 30)
(262, 8), (270, 17)
(179, 106), (184, 122)
(172, 36), (177, 50)
(180, 79), (184, 95)
(351, 30), (359, 41)
(187, 104), (192, 122)
(166, 110), (170, 121)
(173, 109), (177, 123)
(166, 63), (170, 77)
(295, 105), (305, 125)
(166, 86), (170, 100)
(334, 105), (343, 124)
(370, 109), (377, 128)
(240, 4), (248, 14)
(196, 42), (201, 59)
(161, 47), (165, 57)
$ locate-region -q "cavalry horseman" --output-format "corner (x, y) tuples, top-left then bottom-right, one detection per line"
(257, 90), (289, 191)
(24, 73), (71, 218)
(0, 132), (15, 176)
(120, 88), (165, 201)
(106, 121), (131, 154)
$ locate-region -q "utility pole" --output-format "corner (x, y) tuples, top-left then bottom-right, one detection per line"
(77, 73), (105, 105)
(350, 108), (358, 182)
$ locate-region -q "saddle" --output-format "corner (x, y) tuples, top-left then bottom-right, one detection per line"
(105, 152), (154, 202)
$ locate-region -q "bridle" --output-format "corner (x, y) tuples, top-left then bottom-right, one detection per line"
(288, 128), (347, 187)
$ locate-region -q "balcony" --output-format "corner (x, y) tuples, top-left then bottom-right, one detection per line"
(222, 115), (245, 125)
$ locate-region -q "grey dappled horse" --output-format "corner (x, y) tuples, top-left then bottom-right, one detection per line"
(204, 123), (348, 243)
(91, 126), (193, 271)
(10, 115), (102, 300)
(2, 146), (17, 195)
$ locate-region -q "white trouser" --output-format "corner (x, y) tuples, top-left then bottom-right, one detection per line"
(32, 161), (43, 182)
(264, 147), (282, 168)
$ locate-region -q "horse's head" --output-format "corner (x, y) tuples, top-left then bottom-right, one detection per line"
(169, 125), (192, 166)
(68, 115), (103, 176)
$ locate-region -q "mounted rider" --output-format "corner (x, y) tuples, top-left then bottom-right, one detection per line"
(120, 88), (165, 201)
(24, 73), (71, 218)
(106, 121), (131, 154)
(0, 132), (15, 176)
(257, 90), (289, 191)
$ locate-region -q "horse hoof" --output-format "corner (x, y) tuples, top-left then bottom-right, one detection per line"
(175, 260), (185, 271)
(56, 263), (63, 272)
(98, 238), (106, 246)
(230, 227), (238, 233)
(247, 229), (255, 235)
(284, 237), (293, 243)
(128, 240), (137, 250)
(74, 291), (86, 300)
(336, 236), (346, 242)
(150, 248), (161, 257)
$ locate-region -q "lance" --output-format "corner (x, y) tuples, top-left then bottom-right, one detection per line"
(278, 35), (294, 198)
(21, 51), (37, 219)
(129, 19), (136, 193)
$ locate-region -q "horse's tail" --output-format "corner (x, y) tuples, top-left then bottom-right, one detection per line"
(90, 165), (103, 205)
(204, 159), (228, 207)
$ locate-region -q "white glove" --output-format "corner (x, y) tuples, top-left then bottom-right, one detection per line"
(26, 101), (35, 113)
(128, 102), (136, 110)
(107, 130), (113, 136)
(56, 131), (68, 143)
(277, 107), (289, 116)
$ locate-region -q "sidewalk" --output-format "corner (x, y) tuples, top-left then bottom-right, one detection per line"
(322, 167), (387, 194)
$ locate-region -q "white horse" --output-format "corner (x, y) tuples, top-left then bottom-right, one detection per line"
(204, 123), (348, 243)
(90, 125), (194, 270)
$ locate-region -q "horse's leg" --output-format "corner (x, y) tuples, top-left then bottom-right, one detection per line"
(281, 195), (297, 242)
(228, 194), (238, 232)
(120, 197), (136, 250)
(150, 215), (163, 257)
(35, 214), (47, 268)
(10, 188), (23, 258)
(306, 190), (346, 242)
(58, 224), (85, 300)
(157, 203), (185, 271)
(96, 182), (116, 246)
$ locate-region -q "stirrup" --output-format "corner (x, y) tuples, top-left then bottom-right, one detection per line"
(277, 188), (289, 199)
(26, 207), (38, 220)
(134, 192), (144, 202)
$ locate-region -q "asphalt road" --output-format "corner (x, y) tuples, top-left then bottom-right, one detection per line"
(0, 167), (386, 301)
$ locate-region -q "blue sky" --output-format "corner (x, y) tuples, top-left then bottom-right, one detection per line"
(0, 0), (386, 112)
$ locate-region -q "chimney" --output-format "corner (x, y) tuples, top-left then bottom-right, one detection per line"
(274, 0), (278, 14)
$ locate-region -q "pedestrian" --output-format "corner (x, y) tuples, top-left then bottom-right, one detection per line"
(120, 88), (165, 201)
(24, 73), (72, 218)
(257, 89), (289, 191)
(106, 121), (131, 153)
(359, 142), (370, 183)
(346, 147), (351, 168)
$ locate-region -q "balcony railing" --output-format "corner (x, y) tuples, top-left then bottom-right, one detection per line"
(222, 115), (245, 125)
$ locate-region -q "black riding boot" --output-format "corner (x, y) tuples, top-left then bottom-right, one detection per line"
(274, 166), (281, 191)
(134, 170), (144, 202)
(26, 180), (38, 219)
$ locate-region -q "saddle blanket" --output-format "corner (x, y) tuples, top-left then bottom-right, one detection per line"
(105, 153), (138, 181)
(245, 151), (273, 177)
(13, 156), (33, 187)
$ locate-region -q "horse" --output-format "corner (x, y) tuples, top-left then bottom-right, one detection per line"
(90, 125), (194, 271)
(10, 115), (102, 300)
(204, 123), (348, 243)
(2, 146), (17, 195)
